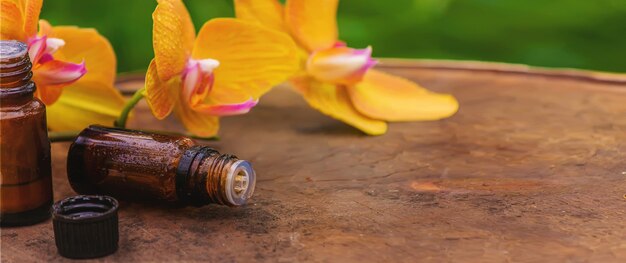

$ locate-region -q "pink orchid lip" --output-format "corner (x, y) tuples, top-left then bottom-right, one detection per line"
(27, 35), (47, 64)
(182, 61), (205, 105)
(343, 46), (377, 85)
(28, 35), (69, 66)
(191, 97), (259, 116)
(333, 41), (347, 48)
(307, 45), (377, 86)
(26, 34), (88, 90)
(181, 58), (258, 116)
(39, 53), (54, 64)
(35, 59), (87, 86)
(182, 58), (220, 107)
(44, 38), (65, 54)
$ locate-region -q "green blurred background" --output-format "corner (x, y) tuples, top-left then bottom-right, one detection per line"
(41, 0), (626, 73)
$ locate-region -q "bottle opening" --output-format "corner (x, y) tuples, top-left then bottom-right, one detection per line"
(53, 195), (118, 222)
(224, 160), (256, 206)
(0, 40), (28, 61)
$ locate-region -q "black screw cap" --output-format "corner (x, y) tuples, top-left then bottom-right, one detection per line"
(52, 195), (119, 259)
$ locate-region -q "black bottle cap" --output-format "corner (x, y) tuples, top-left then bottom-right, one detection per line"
(52, 195), (119, 259)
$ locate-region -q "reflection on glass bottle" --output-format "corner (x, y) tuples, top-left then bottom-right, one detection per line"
(67, 126), (256, 207)
(0, 40), (53, 226)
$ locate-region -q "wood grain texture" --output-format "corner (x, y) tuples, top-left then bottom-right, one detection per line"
(2, 60), (626, 262)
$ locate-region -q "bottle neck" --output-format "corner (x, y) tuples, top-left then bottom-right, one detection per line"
(176, 146), (256, 207)
(0, 41), (35, 103)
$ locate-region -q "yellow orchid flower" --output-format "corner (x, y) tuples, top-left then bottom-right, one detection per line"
(235, 0), (459, 135)
(0, 0), (125, 131)
(144, 0), (299, 137)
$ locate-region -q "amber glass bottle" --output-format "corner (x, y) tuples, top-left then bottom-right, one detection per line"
(0, 40), (53, 226)
(67, 126), (256, 207)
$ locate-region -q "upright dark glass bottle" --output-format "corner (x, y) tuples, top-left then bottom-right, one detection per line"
(67, 126), (256, 207)
(0, 40), (53, 226)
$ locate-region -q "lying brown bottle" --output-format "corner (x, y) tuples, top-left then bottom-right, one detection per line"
(0, 40), (53, 226)
(66, 126), (256, 207)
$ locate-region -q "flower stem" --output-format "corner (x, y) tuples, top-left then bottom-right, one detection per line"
(109, 87), (219, 141)
(114, 87), (145, 128)
(49, 131), (80, 143)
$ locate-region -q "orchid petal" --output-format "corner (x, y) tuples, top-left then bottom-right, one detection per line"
(34, 83), (63, 105)
(285, 0), (338, 51)
(173, 95), (220, 137)
(348, 70), (459, 122)
(192, 18), (299, 99)
(27, 35), (46, 64)
(44, 37), (65, 54)
(145, 59), (177, 119)
(48, 26), (116, 84)
(196, 58), (220, 72)
(192, 87), (259, 116)
(38, 53), (53, 64)
(43, 28), (125, 129)
(307, 46), (376, 86)
(33, 59), (86, 86)
(333, 41), (347, 48)
(32, 58), (86, 105)
(181, 59), (216, 107)
(0, 0), (26, 41)
(182, 62), (203, 105)
(191, 97), (258, 116)
(43, 25), (125, 130)
(2, 17), (126, 130)
(290, 76), (387, 135)
(234, 0), (287, 32)
(47, 80), (125, 131)
(152, 0), (196, 82)
(0, 0), (42, 41)
(22, 0), (43, 37)
(37, 19), (53, 37)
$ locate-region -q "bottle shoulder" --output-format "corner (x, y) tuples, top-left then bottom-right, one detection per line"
(0, 97), (45, 119)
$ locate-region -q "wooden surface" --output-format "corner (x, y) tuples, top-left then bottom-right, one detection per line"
(2, 60), (626, 262)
